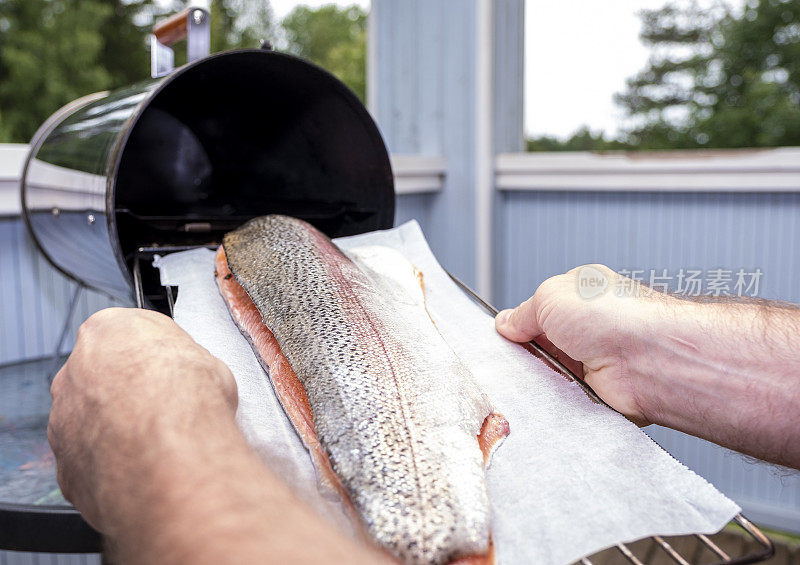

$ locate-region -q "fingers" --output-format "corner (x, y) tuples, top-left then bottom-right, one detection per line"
(495, 296), (544, 343)
(494, 265), (616, 343)
(494, 272), (569, 342)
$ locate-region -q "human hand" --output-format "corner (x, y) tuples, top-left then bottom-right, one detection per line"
(47, 307), (238, 535)
(494, 264), (676, 426)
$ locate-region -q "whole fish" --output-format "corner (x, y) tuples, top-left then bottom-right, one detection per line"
(215, 215), (508, 565)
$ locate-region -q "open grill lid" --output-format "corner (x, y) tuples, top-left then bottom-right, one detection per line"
(21, 46), (395, 309)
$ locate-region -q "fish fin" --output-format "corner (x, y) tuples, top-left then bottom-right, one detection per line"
(478, 413), (510, 468)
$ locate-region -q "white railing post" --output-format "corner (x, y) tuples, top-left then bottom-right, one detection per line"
(475, 0), (494, 298)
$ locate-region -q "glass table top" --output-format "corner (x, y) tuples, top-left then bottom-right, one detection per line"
(0, 356), (68, 507)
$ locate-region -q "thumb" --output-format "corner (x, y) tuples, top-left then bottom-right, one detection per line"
(495, 297), (544, 343)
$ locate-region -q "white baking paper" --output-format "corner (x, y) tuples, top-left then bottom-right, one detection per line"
(155, 220), (739, 565)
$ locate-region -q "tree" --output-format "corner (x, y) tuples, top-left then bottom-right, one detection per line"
(0, 0), (115, 142)
(698, 0), (800, 147)
(281, 5), (367, 101)
(0, 0), (371, 142)
(0, 0), (274, 143)
(528, 0), (800, 152)
(100, 0), (154, 88)
(221, 0), (274, 49)
(527, 127), (633, 152)
(0, 0), (159, 143)
(615, 0), (800, 149)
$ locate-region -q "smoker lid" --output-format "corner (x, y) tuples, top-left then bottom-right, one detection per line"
(115, 49), (394, 233)
(22, 47), (395, 305)
(113, 47), (395, 271)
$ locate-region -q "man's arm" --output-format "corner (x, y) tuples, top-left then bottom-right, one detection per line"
(494, 265), (800, 469)
(48, 308), (391, 564)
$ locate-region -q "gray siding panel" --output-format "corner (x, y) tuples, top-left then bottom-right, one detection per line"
(0, 553), (100, 564)
(0, 218), (123, 366)
(493, 0), (525, 154)
(374, 0), (480, 286)
(497, 191), (800, 308)
(396, 194), (435, 233)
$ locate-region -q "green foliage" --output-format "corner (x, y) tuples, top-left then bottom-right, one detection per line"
(0, 0), (112, 142)
(529, 0), (800, 152)
(0, 0), (160, 142)
(100, 1), (153, 88)
(617, 0), (800, 150)
(162, 1), (275, 68)
(0, 0), (276, 143)
(0, 1), (364, 143)
(281, 4), (367, 101)
(527, 127), (634, 152)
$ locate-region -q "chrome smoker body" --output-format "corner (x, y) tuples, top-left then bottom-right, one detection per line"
(21, 48), (395, 302)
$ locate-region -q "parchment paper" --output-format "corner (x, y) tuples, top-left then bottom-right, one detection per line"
(154, 220), (739, 565)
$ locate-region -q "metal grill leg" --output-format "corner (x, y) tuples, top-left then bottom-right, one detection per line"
(47, 283), (83, 383)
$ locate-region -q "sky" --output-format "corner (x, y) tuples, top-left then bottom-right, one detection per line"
(524, 0), (670, 139)
(268, 0), (729, 140)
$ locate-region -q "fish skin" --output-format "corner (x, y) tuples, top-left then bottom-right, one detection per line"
(219, 215), (507, 565)
(214, 247), (357, 517)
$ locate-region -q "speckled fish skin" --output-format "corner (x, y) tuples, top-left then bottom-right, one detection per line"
(222, 215), (496, 565)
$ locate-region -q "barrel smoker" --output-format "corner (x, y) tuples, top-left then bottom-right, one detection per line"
(2, 5), (393, 554)
(20, 6), (394, 314)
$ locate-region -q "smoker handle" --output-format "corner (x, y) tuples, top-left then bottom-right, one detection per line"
(153, 8), (193, 46)
(151, 6), (210, 77)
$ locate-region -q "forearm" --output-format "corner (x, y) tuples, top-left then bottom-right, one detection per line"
(631, 297), (800, 467)
(103, 415), (388, 564)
